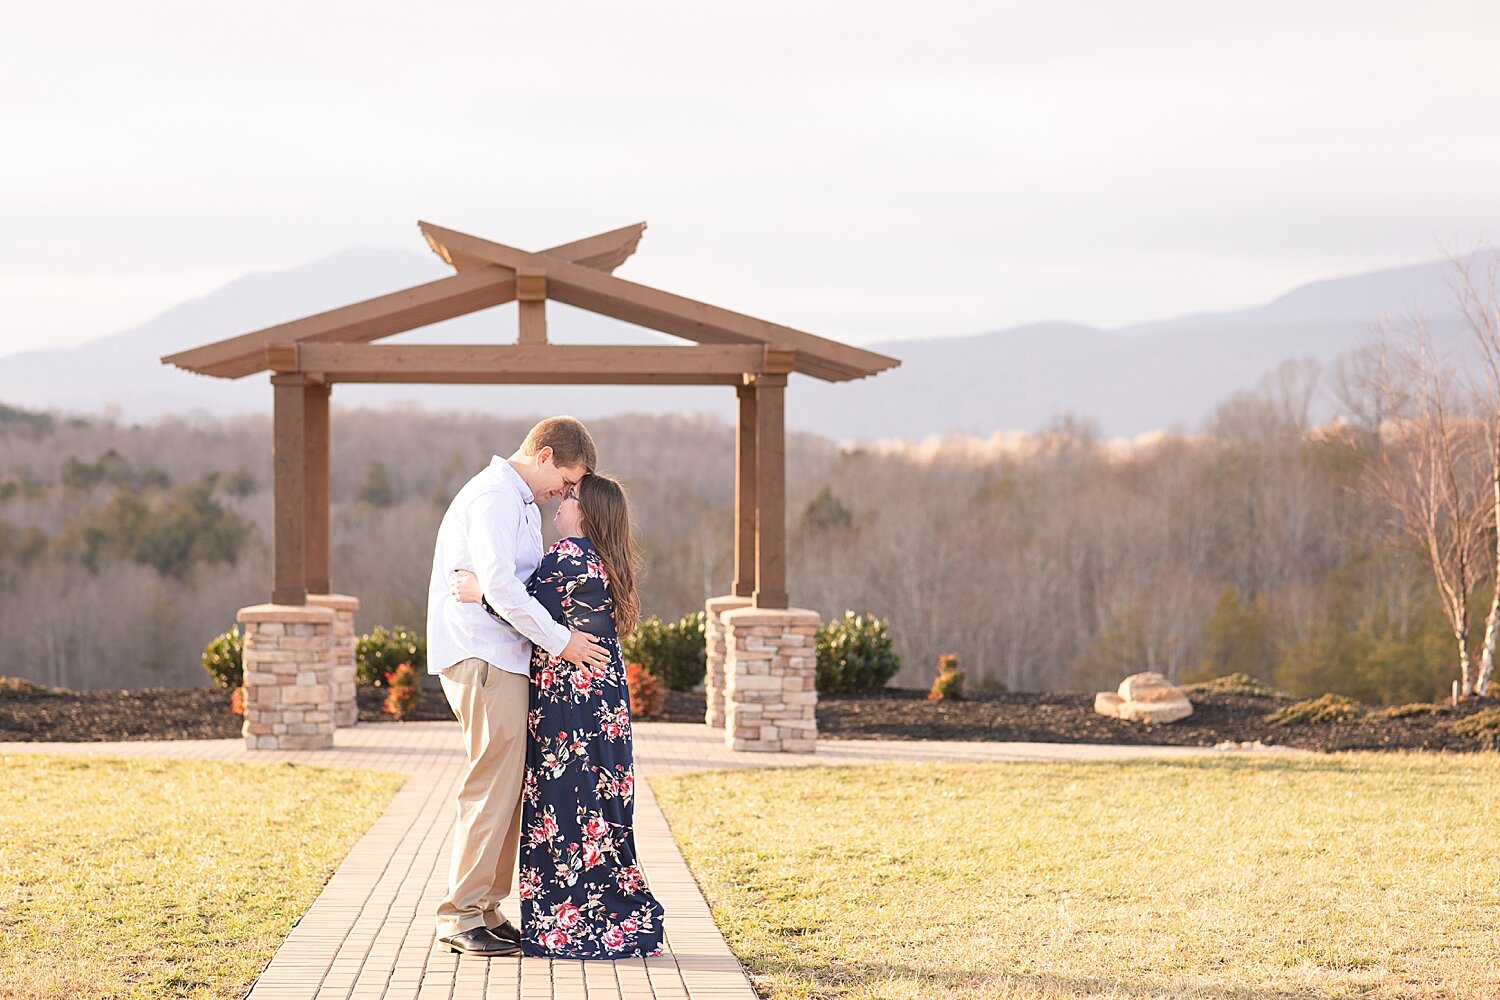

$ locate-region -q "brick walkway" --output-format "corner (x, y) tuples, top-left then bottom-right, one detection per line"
(1, 722), (1277, 999)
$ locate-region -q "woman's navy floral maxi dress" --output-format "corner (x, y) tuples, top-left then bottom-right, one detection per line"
(496, 536), (666, 959)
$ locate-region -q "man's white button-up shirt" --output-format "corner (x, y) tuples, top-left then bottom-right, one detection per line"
(426, 457), (571, 676)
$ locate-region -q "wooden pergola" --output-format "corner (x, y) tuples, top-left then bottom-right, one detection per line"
(163, 222), (899, 610)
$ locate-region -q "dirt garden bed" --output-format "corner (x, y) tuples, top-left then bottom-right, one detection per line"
(2, 677), (1496, 751)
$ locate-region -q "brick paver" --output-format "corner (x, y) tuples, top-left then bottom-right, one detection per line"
(1, 721), (1284, 998)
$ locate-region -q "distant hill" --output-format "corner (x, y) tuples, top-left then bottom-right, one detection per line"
(0, 247), (1488, 438)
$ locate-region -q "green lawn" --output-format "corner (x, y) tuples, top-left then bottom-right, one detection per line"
(0, 754), (404, 999)
(652, 755), (1500, 1000)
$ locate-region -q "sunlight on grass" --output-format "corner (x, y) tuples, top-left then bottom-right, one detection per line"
(653, 755), (1500, 1000)
(0, 754), (404, 999)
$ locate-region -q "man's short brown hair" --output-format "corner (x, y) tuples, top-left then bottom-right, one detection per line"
(520, 416), (597, 472)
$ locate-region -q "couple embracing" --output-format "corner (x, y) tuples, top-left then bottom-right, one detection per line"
(426, 416), (665, 959)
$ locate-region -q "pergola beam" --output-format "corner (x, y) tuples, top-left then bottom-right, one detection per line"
(164, 223), (649, 379)
(164, 266), (519, 379)
(418, 222), (900, 383)
(290, 344), (772, 385)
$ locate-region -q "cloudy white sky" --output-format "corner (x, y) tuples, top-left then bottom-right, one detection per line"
(3, 0), (1498, 355)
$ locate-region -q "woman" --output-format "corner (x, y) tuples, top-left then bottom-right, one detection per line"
(450, 472), (666, 959)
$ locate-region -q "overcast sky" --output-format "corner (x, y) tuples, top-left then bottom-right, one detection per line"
(3, 0), (1498, 356)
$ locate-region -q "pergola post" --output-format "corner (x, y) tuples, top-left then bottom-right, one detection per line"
(270, 371), (309, 606)
(733, 383), (757, 598)
(751, 359), (791, 610)
(705, 382), (761, 729)
(299, 381), (360, 729)
(720, 348), (815, 752)
(304, 381), (331, 594)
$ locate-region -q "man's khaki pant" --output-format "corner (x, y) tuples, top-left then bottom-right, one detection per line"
(435, 657), (530, 939)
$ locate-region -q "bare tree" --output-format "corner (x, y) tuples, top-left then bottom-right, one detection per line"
(1365, 336), (1490, 696)
(1452, 251), (1500, 696)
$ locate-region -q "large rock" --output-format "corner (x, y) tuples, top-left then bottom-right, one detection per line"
(1096, 671), (1193, 724)
(1094, 691), (1125, 717)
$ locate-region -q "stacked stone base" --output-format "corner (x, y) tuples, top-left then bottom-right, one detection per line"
(704, 594), (752, 728)
(721, 606), (819, 753)
(238, 603), (336, 751)
(307, 593), (360, 727)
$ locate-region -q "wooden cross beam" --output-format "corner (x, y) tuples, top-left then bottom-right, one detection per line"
(279, 344), (774, 385)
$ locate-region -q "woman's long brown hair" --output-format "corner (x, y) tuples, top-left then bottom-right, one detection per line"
(577, 473), (642, 636)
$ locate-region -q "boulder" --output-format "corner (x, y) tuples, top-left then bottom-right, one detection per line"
(1095, 671), (1193, 724)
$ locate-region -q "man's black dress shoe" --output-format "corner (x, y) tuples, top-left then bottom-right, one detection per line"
(488, 919), (521, 945)
(439, 926), (520, 957)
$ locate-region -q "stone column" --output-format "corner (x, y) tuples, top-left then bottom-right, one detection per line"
(307, 593), (360, 727)
(238, 603), (336, 750)
(721, 606), (820, 752)
(704, 595), (752, 728)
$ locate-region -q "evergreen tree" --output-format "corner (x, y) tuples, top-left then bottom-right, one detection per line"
(359, 460), (396, 508)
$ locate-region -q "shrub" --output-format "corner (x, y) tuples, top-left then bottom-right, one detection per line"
(626, 662), (664, 719)
(1372, 702), (1445, 720)
(202, 627), (244, 689)
(816, 611), (900, 694)
(621, 612), (706, 691)
(1266, 693), (1363, 726)
(229, 686), (246, 716)
(1182, 672), (1279, 698)
(1444, 707), (1500, 740)
(383, 662), (422, 720)
(928, 653), (965, 701)
(357, 626), (426, 687)
(0, 675), (53, 698)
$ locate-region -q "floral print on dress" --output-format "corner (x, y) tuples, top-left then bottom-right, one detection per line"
(488, 535), (665, 959)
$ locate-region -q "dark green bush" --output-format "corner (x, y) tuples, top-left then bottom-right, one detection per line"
(201, 626), (244, 689)
(621, 611), (706, 691)
(60, 477), (249, 578)
(357, 626), (426, 687)
(816, 611), (900, 694)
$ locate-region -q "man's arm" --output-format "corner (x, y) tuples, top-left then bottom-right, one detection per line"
(466, 491), (573, 657)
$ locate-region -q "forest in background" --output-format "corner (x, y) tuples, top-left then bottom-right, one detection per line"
(0, 346), (1487, 705)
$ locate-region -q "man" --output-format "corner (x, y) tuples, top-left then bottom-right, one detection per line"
(426, 416), (611, 957)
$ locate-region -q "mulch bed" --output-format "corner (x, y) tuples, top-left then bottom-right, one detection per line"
(799, 688), (1500, 753)
(0, 683), (459, 742)
(662, 687), (1500, 753)
(3, 681), (1496, 752)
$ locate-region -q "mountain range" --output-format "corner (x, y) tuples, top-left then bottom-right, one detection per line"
(0, 247), (1486, 440)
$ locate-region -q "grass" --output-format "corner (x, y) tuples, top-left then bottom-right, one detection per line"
(652, 755), (1500, 999)
(0, 754), (404, 999)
